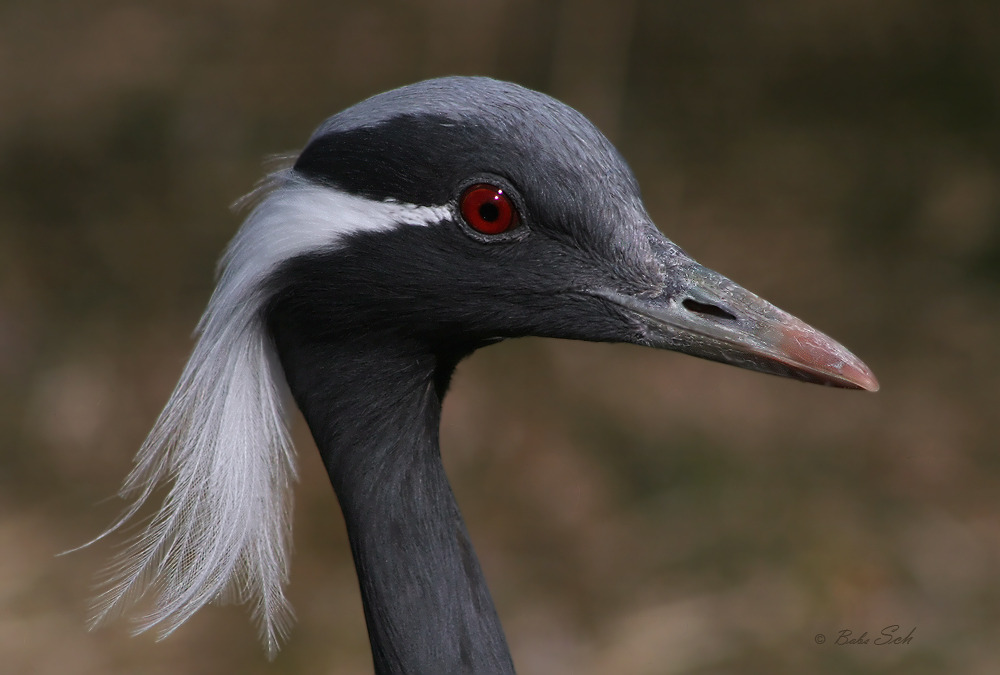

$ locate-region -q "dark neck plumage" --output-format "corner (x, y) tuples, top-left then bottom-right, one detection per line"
(272, 331), (514, 675)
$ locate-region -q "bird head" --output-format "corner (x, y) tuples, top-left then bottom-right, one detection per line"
(254, 76), (877, 391)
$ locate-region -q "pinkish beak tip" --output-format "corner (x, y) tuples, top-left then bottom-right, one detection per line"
(778, 320), (880, 392)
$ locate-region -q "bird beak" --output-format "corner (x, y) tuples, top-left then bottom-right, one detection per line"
(595, 260), (879, 391)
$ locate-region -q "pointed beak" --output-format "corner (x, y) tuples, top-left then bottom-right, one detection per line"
(595, 259), (879, 391)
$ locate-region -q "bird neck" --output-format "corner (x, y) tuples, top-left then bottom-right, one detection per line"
(274, 337), (514, 675)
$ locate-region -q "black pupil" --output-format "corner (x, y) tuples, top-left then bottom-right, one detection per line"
(478, 201), (499, 222)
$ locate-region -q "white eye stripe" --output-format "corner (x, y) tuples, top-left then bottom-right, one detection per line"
(224, 170), (454, 294)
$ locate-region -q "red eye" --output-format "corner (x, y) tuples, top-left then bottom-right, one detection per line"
(460, 184), (519, 235)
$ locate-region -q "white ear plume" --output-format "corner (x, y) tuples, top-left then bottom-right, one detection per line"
(88, 169), (455, 656)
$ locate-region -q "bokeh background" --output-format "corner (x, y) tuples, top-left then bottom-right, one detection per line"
(3, 1), (999, 673)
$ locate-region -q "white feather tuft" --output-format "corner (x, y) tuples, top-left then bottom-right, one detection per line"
(90, 169), (454, 655)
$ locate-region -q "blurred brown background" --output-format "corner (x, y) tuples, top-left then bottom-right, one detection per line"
(2, 1), (999, 673)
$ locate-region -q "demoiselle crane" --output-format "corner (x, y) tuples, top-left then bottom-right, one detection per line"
(93, 77), (877, 674)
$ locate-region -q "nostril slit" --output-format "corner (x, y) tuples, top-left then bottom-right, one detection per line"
(682, 298), (737, 321)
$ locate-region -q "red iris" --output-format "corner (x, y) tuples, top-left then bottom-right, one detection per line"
(460, 184), (518, 235)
